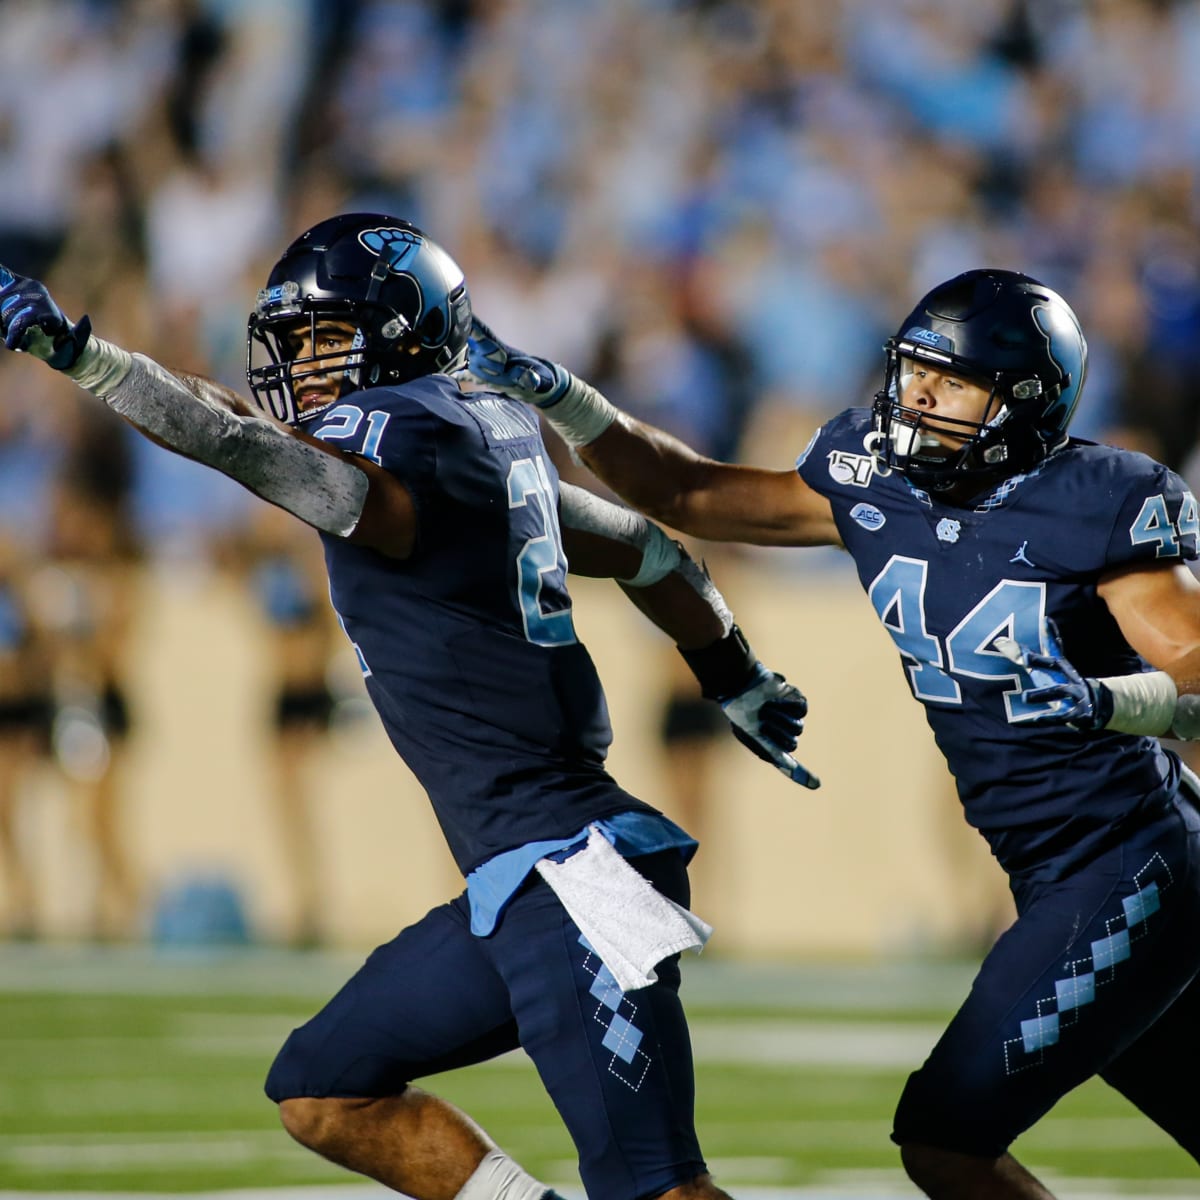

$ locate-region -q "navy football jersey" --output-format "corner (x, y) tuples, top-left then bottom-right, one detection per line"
(303, 376), (653, 874)
(799, 409), (1200, 881)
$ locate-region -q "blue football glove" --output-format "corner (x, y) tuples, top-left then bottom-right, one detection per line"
(993, 618), (1113, 730)
(0, 266), (92, 371)
(462, 315), (570, 407)
(720, 664), (820, 789)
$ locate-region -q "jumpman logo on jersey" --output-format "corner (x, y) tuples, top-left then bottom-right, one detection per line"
(1010, 541), (1036, 567)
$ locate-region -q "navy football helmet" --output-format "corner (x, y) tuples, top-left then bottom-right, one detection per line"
(247, 213), (472, 424)
(870, 269), (1087, 490)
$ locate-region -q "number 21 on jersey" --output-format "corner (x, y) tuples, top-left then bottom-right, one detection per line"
(868, 555), (1057, 721)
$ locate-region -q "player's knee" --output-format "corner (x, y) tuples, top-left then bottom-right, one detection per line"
(893, 1066), (1011, 1160)
(899, 1141), (946, 1188)
(276, 1096), (325, 1148)
(277, 1095), (355, 1152)
(653, 1172), (733, 1199)
(900, 1140), (988, 1193)
(900, 1140), (1018, 1196)
(264, 1027), (327, 1103)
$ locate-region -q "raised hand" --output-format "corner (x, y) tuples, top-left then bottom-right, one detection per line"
(461, 315), (569, 407)
(0, 267), (91, 370)
(994, 619), (1113, 730)
(720, 664), (820, 789)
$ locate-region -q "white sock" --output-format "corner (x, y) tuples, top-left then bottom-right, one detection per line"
(454, 1149), (551, 1200)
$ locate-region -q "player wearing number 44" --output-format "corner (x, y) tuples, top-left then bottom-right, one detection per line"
(466, 269), (1200, 1199)
(0, 215), (818, 1200)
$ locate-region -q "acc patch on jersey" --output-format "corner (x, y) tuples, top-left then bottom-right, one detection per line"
(850, 502), (886, 531)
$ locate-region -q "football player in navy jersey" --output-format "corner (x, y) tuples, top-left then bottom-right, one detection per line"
(466, 269), (1200, 1197)
(0, 214), (819, 1200)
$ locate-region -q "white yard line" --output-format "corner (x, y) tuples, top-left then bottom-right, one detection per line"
(0, 1017), (946, 1072)
(0, 945), (978, 1012)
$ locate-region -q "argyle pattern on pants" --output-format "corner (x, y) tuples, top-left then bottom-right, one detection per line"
(1004, 853), (1171, 1075)
(578, 934), (653, 1090)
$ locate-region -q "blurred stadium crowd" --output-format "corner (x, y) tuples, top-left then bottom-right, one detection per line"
(1, 0), (1200, 941)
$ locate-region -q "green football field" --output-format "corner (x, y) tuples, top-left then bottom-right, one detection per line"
(0, 945), (1192, 1197)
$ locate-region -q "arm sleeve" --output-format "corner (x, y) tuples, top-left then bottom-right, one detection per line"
(104, 354), (369, 537)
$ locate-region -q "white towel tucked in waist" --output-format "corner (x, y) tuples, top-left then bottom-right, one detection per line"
(534, 824), (712, 992)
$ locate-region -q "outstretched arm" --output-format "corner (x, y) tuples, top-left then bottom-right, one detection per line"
(0, 269), (416, 557)
(583, 417), (841, 547)
(560, 483), (818, 789)
(465, 317), (842, 547)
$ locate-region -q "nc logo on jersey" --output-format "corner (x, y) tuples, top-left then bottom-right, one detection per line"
(850, 502), (886, 531)
(358, 227), (421, 271)
(936, 518), (961, 543)
(828, 450), (876, 488)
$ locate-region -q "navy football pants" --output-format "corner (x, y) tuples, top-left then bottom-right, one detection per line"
(893, 793), (1200, 1159)
(265, 850), (706, 1200)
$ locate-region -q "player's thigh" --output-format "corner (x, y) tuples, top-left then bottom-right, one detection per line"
(265, 894), (518, 1100)
(893, 803), (1200, 1157)
(488, 849), (706, 1200)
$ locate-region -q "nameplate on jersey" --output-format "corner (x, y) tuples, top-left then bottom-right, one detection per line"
(827, 449), (877, 488)
(466, 397), (539, 444)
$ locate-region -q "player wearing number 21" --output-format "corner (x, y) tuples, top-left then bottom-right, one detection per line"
(467, 269), (1200, 1198)
(0, 214), (818, 1200)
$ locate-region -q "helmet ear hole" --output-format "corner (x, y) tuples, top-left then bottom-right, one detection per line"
(419, 308), (447, 345)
